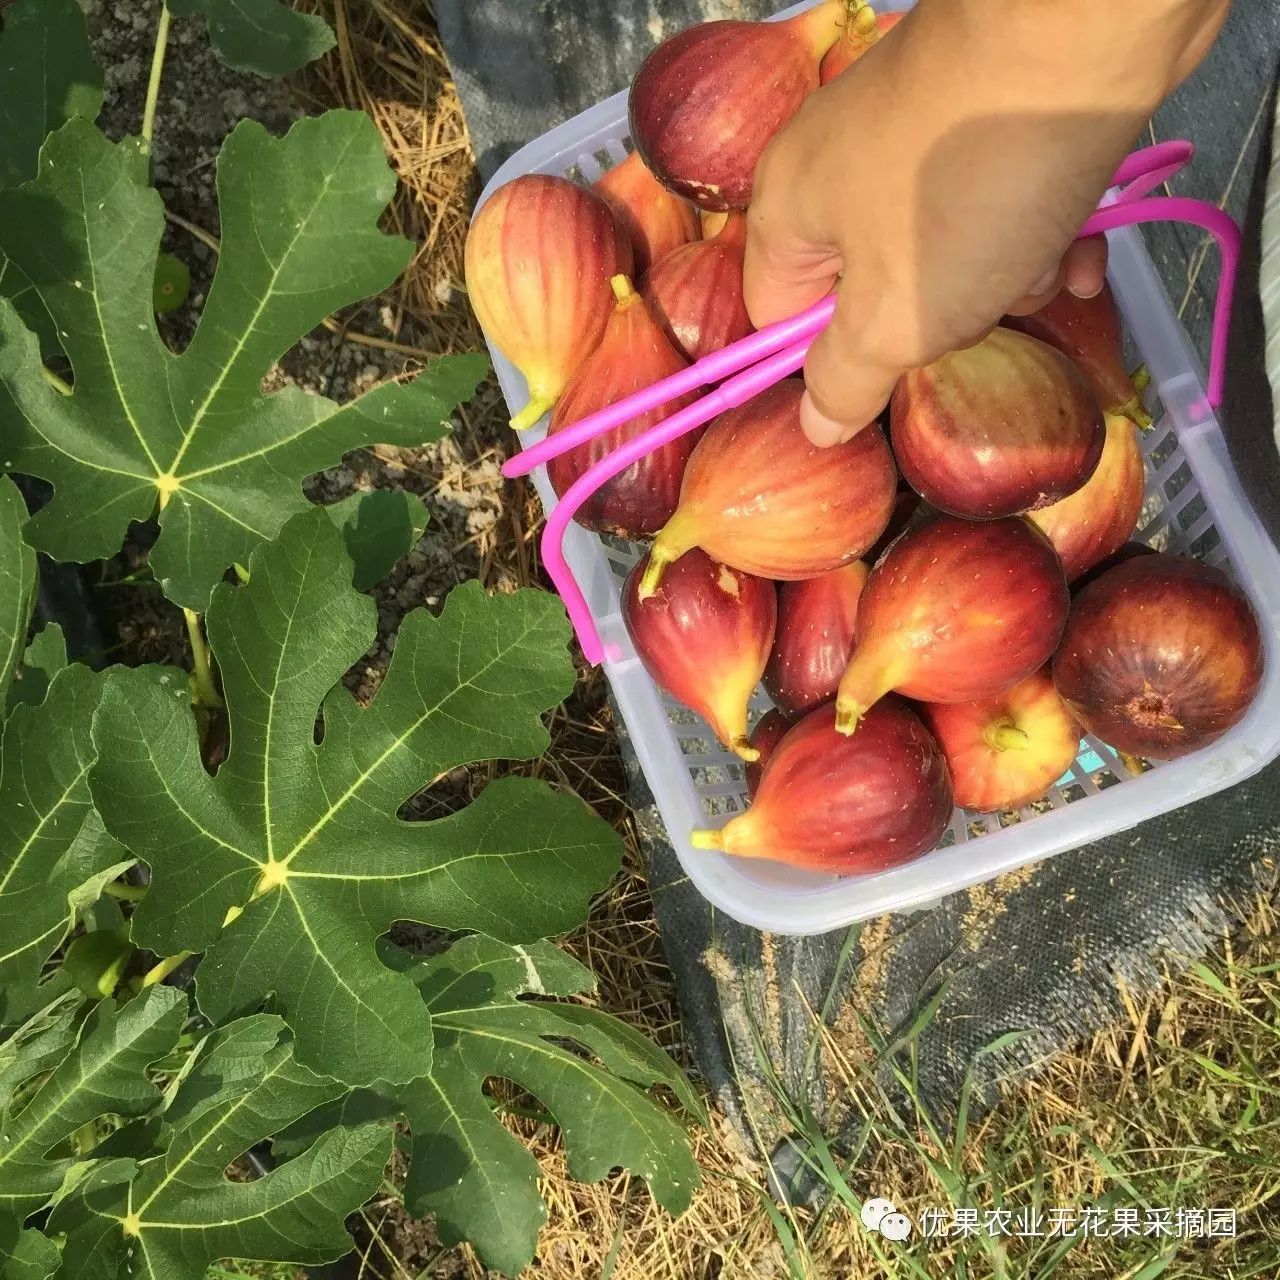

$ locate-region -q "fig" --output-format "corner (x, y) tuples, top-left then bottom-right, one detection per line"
(764, 561), (868, 718)
(628, 1), (844, 211)
(836, 515), (1069, 733)
(640, 379), (897, 597)
(641, 213), (752, 363)
(1053, 553), (1263, 760)
(1005, 283), (1152, 428)
(919, 670), (1080, 811)
(891, 327), (1105, 519)
(546, 276), (699, 538)
(1029, 412), (1145, 580)
(594, 151), (699, 277)
(623, 548), (776, 760)
(691, 699), (952, 874)
(746, 707), (792, 797)
(465, 174), (632, 430)
(819, 7), (904, 83)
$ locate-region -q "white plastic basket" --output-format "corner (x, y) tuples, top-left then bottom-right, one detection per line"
(475, 0), (1280, 934)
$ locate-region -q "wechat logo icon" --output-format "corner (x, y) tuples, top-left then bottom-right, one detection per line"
(861, 1197), (913, 1242)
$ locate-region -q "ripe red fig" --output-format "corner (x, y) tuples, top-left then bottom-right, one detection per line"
(546, 276), (699, 538)
(465, 174), (632, 430)
(623, 548), (776, 760)
(594, 151), (699, 277)
(1054, 554), (1263, 760)
(641, 213), (752, 363)
(836, 516), (1069, 733)
(628, 2), (844, 211)
(746, 707), (792, 797)
(1029, 412), (1145, 581)
(692, 699), (952, 874)
(640, 379), (897, 596)
(920, 670), (1080, 811)
(1005, 283), (1152, 428)
(819, 7), (904, 83)
(891, 328), (1105, 519)
(764, 562), (868, 718)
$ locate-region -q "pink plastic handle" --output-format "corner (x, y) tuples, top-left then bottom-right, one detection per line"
(1077, 195), (1240, 408)
(543, 342), (811, 665)
(503, 296), (835, 478)
(1110, 139), (1195, 200)
(518, 142), (1241, 665)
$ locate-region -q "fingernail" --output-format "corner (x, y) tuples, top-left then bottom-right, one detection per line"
(1067, 278), (1105, 300)
(800, 391), (849, 448)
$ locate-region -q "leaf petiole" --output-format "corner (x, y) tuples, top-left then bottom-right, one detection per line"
(41, 366), (72, 397)
(140, 3), (172, 150)
(140, 949), (192, 988)
(102, 880), (147, 902)
(183, 607), (224, 709)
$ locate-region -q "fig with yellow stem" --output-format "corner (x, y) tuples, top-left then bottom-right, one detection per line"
(464, 173), (632, 430)
(623, 548), (776, 761)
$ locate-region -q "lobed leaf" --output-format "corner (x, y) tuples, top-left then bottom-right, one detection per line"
(168, 0), (337, 77)
(279, 935), (703, 1276)
(0, 665), (131, 1026)
(0, 113), (486, 609)
(90, 511), (622, 1088)
(0, 0), (103, 353)
(48, 1014), (390, 1280)
(0, 985), (185, 1221)
(325, 488), (429, 590)
(0, 475), (35, 713)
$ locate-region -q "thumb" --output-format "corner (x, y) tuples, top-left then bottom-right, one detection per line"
(799, 292), (900, 446)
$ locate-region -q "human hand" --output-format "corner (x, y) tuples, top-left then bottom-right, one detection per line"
(744, 0), (1230, 446)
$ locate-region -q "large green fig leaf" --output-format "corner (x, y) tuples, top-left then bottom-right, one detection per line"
(168, 0), (337, 77)
(90, 510), (622, 1088)
(0, 986), (185, 1221)
(0, 475), (35, 712)
(49, 1014), (390, 1280)
(0, 113), (486, 609)
(0, 0), (103, 354)
(283, 935), (702, 1275)
(0, 665), (131, 1026)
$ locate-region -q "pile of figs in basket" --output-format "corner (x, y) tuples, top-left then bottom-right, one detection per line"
(464, 2), (1264, 875)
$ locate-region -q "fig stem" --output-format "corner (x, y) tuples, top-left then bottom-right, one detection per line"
(834, 700), (863, 736)
(1118, 392), (1154, 431)
(510, 393), (556, 431)
(610, 274), (638, 306)
(984, 721), (1030, 752)
(690, 829), (727, 852)
(788, 0), (848, 60)
(1122, 364), (1155, 429)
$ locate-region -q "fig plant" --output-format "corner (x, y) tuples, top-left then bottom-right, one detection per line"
(0, 2), (700, 1277)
